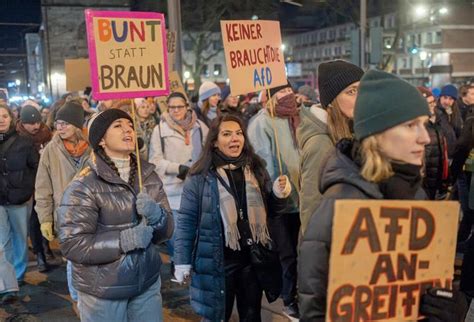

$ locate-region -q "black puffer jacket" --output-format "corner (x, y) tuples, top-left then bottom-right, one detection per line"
(0, 128), (38, 205)
(423, 115), (455, 198)
(58, 153), (173, 300)
(298, 141), (425, 322)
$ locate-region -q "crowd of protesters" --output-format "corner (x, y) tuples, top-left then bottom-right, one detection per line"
(0, 62), (473, 322)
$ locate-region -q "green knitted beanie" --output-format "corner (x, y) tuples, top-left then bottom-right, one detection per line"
(354, 70), (430, 141)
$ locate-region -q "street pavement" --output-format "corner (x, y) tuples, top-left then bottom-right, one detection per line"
(0, 242), (289, 322)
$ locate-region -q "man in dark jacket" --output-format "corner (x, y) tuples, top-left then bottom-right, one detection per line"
(16, 104), (53, 272)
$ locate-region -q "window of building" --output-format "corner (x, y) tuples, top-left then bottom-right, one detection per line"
(320, 31), (327, 42)
(335, 46), (342, 56)
(339, 27), (346, 38)
(402, 58), (408, 69)
(200, 64), (209, 76)
(426, 32), (433, 44)
(213, 64), (222, 76)
(329, 29), (336, 40)
(434, 31), (442, 44)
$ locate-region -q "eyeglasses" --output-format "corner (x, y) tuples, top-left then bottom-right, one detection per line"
(168, 105), (186, 111)
(54, 120), (70, 128)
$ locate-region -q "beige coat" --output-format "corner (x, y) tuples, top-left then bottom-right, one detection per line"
(35, 134), (90, 226)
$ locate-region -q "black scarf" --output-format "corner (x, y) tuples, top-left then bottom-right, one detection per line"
(0, 127), (14, 143)
(345, 138), (422, 199)
(212, 149), (246, 169)
(379, 162), (422, 199)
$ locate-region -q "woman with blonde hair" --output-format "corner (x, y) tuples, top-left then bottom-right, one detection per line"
(297, 60), (364, 235)
(299, 70), (467, 322)
(35, 101), (90, 301)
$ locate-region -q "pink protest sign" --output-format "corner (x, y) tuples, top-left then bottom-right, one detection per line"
(85, 10), (170, 100)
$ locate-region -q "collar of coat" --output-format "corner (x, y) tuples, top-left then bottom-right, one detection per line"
(88, 151), (155, 188)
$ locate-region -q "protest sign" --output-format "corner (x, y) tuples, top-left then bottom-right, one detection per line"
(220, 20), (286, 96)
(65, 58), (90, 92)
(155, 71), (187, 113)
(327, 200), (459, 321)
(85, 10), (170, 100)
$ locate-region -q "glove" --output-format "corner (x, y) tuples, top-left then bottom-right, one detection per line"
(419, 287), (468, 322)
(173, 264), (191, 284)
(40, 222), (55, 241)
(119, 221), (154, 253)
(177, 165), (190, 181)
(136, 192), (164, 226)
(272, 175), (292, 199)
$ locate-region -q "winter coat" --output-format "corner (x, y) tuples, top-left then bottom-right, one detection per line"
(297, 104), (334, 235)
(148, 119), (208, 210)
(247, 109), (300, 214)
(298, 142), (426, 322)
(35, 134), (90, 226)
(436, 103), (463, 138)
(423, 118), (451, 197)
(175, 168), (286, 321)
(0, 129), (38, 205)
(58, 153), (173, 300)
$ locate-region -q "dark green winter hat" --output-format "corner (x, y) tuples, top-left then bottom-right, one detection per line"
(354, 70), (429, 141)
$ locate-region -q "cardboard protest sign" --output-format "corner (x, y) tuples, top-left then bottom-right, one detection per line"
(220, 20), (286, 96)
(327, 200), (459, 321)
(155, 71), (187, 113)
(65, 58), (91, 92)
(85, 10), (170, 100)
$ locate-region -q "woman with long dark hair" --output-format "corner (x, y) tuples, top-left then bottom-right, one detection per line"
(58, 109), (173, 321)
(174, 114), (290, 321)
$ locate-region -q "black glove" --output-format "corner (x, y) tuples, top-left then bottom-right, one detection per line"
(419, 287), (468, 322)
(177, 165), (190, 181)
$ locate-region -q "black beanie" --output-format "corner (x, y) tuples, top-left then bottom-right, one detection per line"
(354, 70), (430, 141)
(88, 109), (133, 150)
(269, 81), (293, 98)
(55, 102), (84, 129)
(318, 60), (364, 108)
(20, 105), (42, 124)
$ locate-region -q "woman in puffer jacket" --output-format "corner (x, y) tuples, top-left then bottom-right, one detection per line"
(174, 114), (291, 321)
(299, 70), (467, 322)
(57, 109), (173, 322)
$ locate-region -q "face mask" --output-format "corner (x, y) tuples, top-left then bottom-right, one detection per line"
(277, 93), (297, 110)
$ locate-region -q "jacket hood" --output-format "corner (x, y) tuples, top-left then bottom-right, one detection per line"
(319, 140), (383, 199)
(297, 104), (329, 150)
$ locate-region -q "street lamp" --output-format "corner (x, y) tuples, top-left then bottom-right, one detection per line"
(414, 5), (428, 18)
(15, 79), (21, 86)
(439, 7), (448, 15)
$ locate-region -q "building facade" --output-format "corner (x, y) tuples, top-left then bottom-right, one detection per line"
(284, 2), (474, 88)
